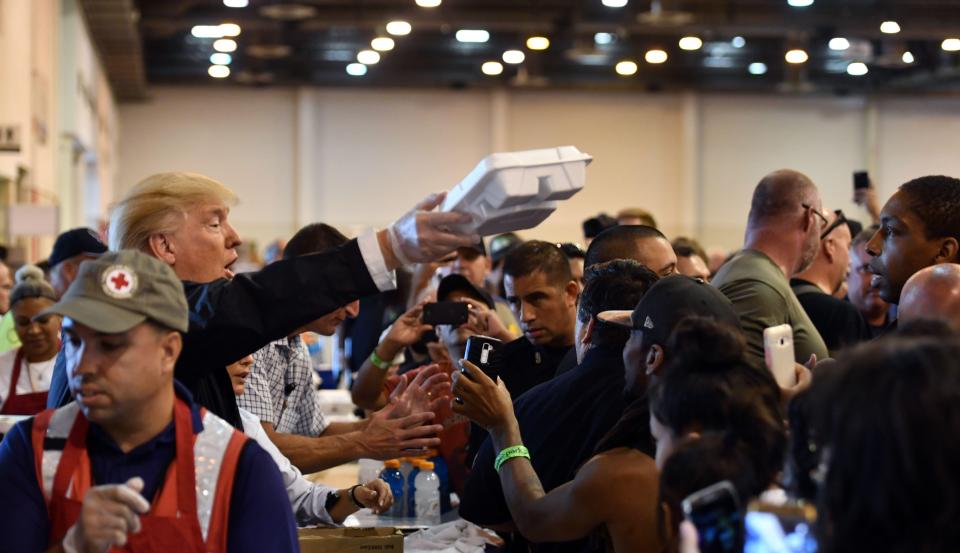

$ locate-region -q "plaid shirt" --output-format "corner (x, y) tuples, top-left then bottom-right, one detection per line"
(237, 335), (329, 437)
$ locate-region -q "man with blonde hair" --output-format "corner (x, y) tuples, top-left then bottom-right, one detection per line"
(49, 171), (479, 434)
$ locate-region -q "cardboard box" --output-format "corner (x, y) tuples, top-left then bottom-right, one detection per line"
(298, 527), (403, 552)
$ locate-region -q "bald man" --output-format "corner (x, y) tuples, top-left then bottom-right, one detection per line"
(791, 210), (872, 353)
(898, 264), (960, 332)
(712, 169), (829, 364)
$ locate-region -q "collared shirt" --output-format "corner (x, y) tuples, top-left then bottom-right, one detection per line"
(238, 336), (329, 437)
(0, 382), (299, 552)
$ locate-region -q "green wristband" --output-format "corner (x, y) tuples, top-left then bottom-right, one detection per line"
(495, 445), (530, 472)
(369, 349), (391, 371)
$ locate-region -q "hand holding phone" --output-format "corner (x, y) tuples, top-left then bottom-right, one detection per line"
(764, 324), (797, 388)
(463, 335), (502, 381)
(744, 500), (818, 553)
(682, 481), (743, 553)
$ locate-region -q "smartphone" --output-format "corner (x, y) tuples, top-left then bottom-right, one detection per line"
(764, 324), (797, 388)
(682, 480), (743, 553)
(744, 500), (818, 553)
(853, 170), (870, 191)
(463, 335), (502, 381)
(422, 301), (469, 326)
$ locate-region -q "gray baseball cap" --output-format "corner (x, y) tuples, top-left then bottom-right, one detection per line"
(40, 250), (189, 333)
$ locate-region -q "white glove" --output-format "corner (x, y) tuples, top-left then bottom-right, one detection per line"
(387, 192), (479, 266)
(64, 477), (151, 553)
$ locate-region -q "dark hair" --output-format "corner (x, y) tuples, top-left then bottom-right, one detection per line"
(502, 240), (572, 287)
(899, 175), (960, 245)
(851, 224), (879, 249)
(577, 260), (658, 349)
(671, 236), (708, 264)
(811, 337), (960, 553)
(584, 225), (668, 269)
(582, 213), (617, 240)
(558, 242), (585, 260)
(282, 223), (349, 259)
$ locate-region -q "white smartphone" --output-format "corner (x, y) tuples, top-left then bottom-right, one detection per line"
(764, 324), (797, 387)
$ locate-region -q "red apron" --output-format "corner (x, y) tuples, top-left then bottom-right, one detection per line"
(33, 398), (243, 552)
(0, 348), (48, 415)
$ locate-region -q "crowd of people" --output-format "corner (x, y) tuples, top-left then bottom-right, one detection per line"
(0, 167), (957, 553)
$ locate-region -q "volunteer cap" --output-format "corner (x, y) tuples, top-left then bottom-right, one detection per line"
(597, 274), (741, 346)
(437, 273), (495, 309)
(48, 228), (108, 267)
(40, 250), (189, 333)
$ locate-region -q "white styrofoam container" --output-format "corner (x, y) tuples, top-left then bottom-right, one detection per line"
(441, 146), (592, 235)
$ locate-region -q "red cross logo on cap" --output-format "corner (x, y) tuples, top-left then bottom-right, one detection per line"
(101, 265), (138, 299)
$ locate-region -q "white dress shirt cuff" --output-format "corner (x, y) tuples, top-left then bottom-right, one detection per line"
(357, 229), (397, 292)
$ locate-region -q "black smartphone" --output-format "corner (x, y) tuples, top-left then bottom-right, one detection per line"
(422, 301), (469, 326)
(682, 481), (743, 553)
(744, 500), (818, 553)
(854, 170), (870, 191)
(463, 335), (502, 381)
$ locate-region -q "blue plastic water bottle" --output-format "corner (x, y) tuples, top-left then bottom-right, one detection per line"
(379, 460), (404, 518)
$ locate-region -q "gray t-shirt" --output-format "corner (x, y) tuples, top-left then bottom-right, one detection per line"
(711, 249), (829, 364)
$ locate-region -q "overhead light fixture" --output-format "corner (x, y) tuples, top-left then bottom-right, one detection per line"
(210, 53), (232, 65)
(208, 65), (231, 78)
(456, 29), (490, 43)
(213, 38), (237, 52)
(942, 38), (960, 52)
(415, 0), (441, 7)
(645, 49), (668, 64)
(192, 25), (224, 38)
(847, 62), (868, 76)
(224, 0), (248, 7)
(371, 37), (395, 51)
(602, 0), (628, 7)
(502, 50), (525, 64)
(386, 21), (412, 36)
(829, 37), (850, 51)
(880, 21), (900, 34)
(678, 36), (702, 51)
(346, 63), (368, 76)
(902, 51), (915, 63)
(526, 36), (550, 50)
(594, 32), (615, 46)
(785, 49), (808, 63)
(481, 61), (504, 75)
(731, 36), (746, 48)
(787, 0), (813, 6)
(357, 50), (381, 64)
(260, 3), (317, 20)
(615, 60), (638, 76)
(219, 23), (241, 37)
(748, 62), (768, 75)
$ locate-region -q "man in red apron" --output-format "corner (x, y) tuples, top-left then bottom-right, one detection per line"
(0, 250), (298, 552)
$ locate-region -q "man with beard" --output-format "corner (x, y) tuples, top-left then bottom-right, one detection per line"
(711, 169), (829, 364)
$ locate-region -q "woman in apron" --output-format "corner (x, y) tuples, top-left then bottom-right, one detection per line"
(0, 265), (61, 414)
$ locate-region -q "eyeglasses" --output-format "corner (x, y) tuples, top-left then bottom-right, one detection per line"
(801, 203), (829, 230)
(819, 209), (848, 241)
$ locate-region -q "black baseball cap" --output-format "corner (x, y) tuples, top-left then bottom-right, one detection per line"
(458, 241), (487, 258)
(598, 274), (741, 345)
(49, 228), (108, 267)
(489, 233), (522, 264)
(437, 273), (494, 309)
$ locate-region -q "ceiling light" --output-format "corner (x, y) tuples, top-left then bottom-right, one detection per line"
(829, 37), (850, 51)
(415, 0), (441, 7)
(880, 21), (900, 34)
(748, 62), (768, 75)
(847, 62), (868, 76)
(210, 53), (232, 65)
(208, 65), (231, 78)
(526, 36), (550, 50)
(481, 61), (504, 75)
(456, 29), (489, 43)
(785, 49), (808, 64)
(602, 0), (628, 6)
(787, 0), (813, 6)
(371, 37), (395, 51)
(386, 21), (412, 36)
(219, 23), (241, 37)
(357, 50), (381, 64)
(224, 0), (248, 7)
(902, 51), (915, 63)
(346, 63), (367, 76)
(942, 38), (960, 52)
(213, 39), (237, 52)
(645, 49), (668, 64)
(191, 25), (224, 38)
(594, 32), (615, 46)
(678, 36), (702, 51)
(247, 44), (292, 59)
(502, 50), (525, 64)
(731, 36), (746, 48)
(260, 4), (317, 20)
(615, 60), (638, 76)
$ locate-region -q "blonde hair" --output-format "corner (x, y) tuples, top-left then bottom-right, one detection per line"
(108, 172), (237, 252)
